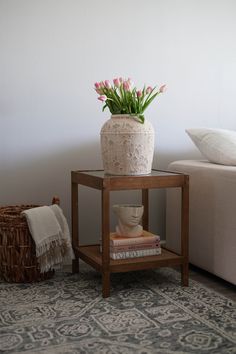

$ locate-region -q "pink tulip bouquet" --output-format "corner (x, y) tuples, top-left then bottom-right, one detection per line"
(94, 77), (166, 123)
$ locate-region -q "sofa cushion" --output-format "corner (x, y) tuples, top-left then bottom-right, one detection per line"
(186, 128), (236, 165)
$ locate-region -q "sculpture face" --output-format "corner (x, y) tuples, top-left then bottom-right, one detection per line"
(116, 205), (143, 226)
(113, 204), (144, 237)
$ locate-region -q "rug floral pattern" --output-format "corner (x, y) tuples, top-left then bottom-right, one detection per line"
(0, 266), (235, 353)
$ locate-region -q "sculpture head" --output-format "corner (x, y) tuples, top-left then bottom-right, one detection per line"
(112, 204), (144, 237)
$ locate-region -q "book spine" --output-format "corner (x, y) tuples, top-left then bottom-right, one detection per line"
(100, 242), (161, 253)
(110, 248), (162, 260)
(110, 235), (160, 246)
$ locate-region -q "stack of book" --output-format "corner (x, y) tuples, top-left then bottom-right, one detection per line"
(100, 230), (161, 260)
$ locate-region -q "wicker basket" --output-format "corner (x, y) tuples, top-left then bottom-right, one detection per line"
(0, 204), (55, 283)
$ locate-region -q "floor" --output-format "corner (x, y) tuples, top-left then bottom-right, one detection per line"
(1, 264), (235, 353)
(65, 262), (236, 302)
(189, 264), (236, 301)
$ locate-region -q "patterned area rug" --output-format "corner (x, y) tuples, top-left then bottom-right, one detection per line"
(0, 265), (235, 354)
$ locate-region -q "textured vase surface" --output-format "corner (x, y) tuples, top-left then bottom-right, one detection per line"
(100, 114), (155, 175)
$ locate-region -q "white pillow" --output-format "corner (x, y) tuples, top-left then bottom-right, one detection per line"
(186, 128), (236, 165)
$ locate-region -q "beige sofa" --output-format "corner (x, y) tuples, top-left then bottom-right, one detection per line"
(166, 160), (236, 285)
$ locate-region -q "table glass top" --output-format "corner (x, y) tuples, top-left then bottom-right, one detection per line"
(73, 169), (181, 178)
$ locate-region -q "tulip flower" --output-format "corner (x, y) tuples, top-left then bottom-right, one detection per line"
(98, 95), (107, 102)
(159, 84), (166, 93)
(113, 78), (120, 87)
(146, 86), (153, 94)
(105, 80), (111, 89)
(136, 90), (142, 98)
(95, 88), (103, 94)
(94, 82), (100, 89)
(123, 81), (131, 91)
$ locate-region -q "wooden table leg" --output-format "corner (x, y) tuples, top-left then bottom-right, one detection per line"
(71, 177), (79, 273)
(142, 189), (149, 230)
(181, 263), (189, 286)
(102, 187), (110, 297)
(181, 175), (189, 286)
(102, 271), (110, 298)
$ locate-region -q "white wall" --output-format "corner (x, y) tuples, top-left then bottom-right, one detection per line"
(1, 0), (236, 242)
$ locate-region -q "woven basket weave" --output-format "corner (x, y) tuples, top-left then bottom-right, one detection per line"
(0, 204), (54, 283)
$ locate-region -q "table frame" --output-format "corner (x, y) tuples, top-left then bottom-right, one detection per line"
(71, 169), (189, 298)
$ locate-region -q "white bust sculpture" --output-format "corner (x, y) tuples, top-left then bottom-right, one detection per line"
(113, 204), (144, 237)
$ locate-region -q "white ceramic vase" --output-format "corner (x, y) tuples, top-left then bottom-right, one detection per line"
(100, 114), (155, 175)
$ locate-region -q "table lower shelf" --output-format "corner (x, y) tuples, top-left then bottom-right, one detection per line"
(75, 245), (185, 273)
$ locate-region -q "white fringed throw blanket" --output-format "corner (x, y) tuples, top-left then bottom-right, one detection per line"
(22, 204), (74, 273)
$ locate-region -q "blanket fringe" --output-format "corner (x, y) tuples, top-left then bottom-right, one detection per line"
(36, 235), (74, 273)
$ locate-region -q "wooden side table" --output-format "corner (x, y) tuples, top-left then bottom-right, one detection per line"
(71, 169), (189, 298)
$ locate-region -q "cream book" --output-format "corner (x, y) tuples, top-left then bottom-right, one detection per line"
(110, 247), (162, 260)
(109, 230), (160, 246)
